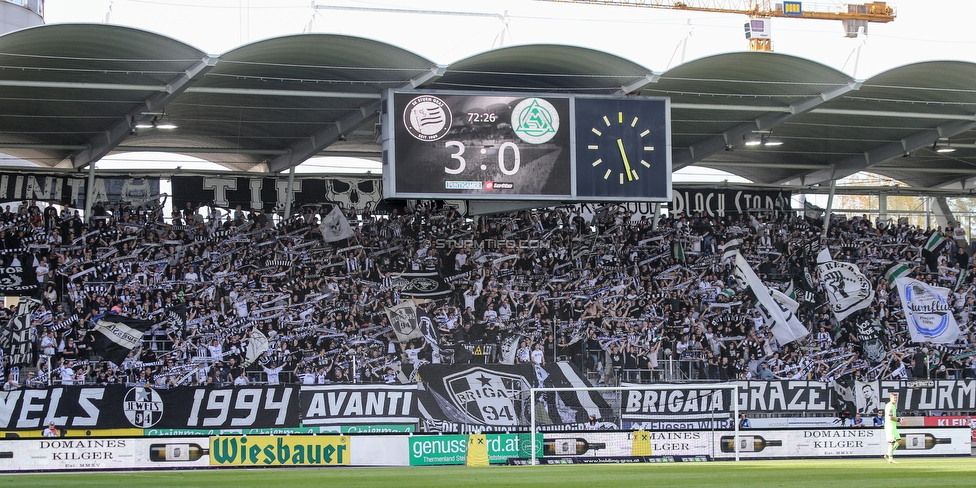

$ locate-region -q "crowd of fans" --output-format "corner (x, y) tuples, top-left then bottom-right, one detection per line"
(1, 195), (975, 390)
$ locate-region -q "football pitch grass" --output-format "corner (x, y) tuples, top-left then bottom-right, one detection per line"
(1, 458), (975, 488)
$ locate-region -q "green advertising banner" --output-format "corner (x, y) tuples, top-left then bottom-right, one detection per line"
(487, 433), (541, 464)
(146, 427), (319, 436)
(409, 434), (541, 466)
(147, 425), (414, 437)
(314, 424), (416, 434)
(409, 435), (468, 466)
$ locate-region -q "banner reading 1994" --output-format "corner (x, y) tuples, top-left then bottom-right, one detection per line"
(0, 386), (299, 430)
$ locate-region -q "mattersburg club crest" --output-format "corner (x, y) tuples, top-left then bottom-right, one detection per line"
(444, 366), (530, 426)
(123, 386), (164, 427)
(512, 98), (559, 144)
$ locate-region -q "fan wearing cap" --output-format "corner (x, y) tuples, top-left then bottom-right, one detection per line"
(42, 422), (59, 438)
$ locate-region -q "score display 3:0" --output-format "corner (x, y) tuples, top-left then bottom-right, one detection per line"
(443, 141), (520, 176)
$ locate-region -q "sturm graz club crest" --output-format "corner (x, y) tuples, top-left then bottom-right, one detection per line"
(391, 272), (448, 297)
(123, 386), (164, 427)
(403, 95), (452, 142)
(443, 366), (530, 426)
(403, 276), (439, 293)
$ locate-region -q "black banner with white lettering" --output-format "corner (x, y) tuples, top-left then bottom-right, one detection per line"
(0, 266), (38, 295)
(0, 173), (159, 207)
(299, 385), (418, 425)
(2, 380), (976, 431)
(622, 386), (735, 423)
(882, 380), (976, 412)
(0, 385), (300, 430)
(624, 380), (866, 419)
(0, 298), (40, 368)
(670, 188), (791, 217)
(734, 380), (976, 414)
(170, 176), (384, 212)
(732, 380), (839, 415)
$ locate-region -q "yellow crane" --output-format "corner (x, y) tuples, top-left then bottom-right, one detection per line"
(534, 1), (896, 51)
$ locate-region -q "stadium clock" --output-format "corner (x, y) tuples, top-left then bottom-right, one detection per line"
(573, 97), (671, 201)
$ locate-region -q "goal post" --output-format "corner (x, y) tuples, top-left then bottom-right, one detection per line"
(529, 384), (740, 463)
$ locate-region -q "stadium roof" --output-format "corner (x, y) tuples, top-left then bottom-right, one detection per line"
(1, 23), (975, 191)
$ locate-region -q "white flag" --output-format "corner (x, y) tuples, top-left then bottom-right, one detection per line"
(734, 252), (809, 345)
(385, 299), (423, 343)
(243, 328), (269, 367)
(896, 277), (960, 344)
(498, 334), (521, 365)
(319, 206), (354, 242)
(816, 248), (875, 321)
(770, 288), (799, 314)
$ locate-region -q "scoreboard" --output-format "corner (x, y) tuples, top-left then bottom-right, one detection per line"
(382, 89), (671, 202)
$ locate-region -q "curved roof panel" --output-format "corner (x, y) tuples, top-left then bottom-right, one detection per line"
(135, 34), (440, 170)
(0, 23), (209, 166)
(428, 44), (657, 93)
(1, 24), (975, 193)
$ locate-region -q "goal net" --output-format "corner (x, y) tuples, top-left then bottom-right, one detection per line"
(529, 384), (740, 463)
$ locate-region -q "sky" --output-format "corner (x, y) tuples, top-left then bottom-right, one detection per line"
(43, 0), (976, 77)
(36, 0), (976, 179)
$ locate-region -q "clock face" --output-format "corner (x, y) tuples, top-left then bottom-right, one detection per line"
(574, 97), (670, 200)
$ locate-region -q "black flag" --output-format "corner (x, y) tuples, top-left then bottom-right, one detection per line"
(0, 259), (38, 295)
(393, 272), (453, 299)
(90, 314), (154, 367)
(0, 298), (41, 368)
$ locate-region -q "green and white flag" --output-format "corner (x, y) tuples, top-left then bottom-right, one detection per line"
(924, 232), (946, 253)
(954, 267), (969, 292)
(883, 262), (912, 288)
(672, 240), (685, 262)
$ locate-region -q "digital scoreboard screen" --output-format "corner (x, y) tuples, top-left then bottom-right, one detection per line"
(382, 89), (670, 202)
(385, 91), (572, 198)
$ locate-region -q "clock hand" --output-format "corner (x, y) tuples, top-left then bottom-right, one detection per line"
(616, 138), (634, 181)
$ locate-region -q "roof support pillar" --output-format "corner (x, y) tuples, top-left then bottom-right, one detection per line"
(84, 163), (96, 221)
(822, 168), (837, 238)
(284, 166), (297, 219)
(68, 54), (217, 169)
(267, 65), (446, 173)
(878, 191), (887, 226)
(673, 81), (859, 170)
(933, 197), (971, 255)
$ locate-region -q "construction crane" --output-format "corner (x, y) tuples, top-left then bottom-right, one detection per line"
(534, 1), (896, 51)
